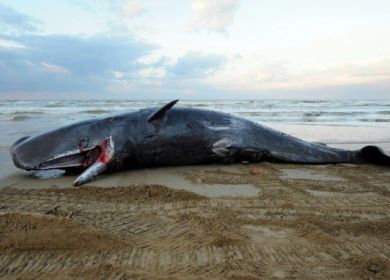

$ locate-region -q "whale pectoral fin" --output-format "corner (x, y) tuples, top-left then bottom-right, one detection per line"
(213, 147), (239, 164)
(212, 138), (270, 164)
(73, 136), (114, 187)
(147, 99), (179, 124)
(212, 138), (239, 163)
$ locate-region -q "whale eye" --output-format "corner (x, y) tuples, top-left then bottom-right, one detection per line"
(79, 138), (89, 150)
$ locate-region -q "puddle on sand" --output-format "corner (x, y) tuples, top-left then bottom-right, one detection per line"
(92, 167), (262, 198)
(279, 169), (345, 181)
(31, 169), (65, 179)
(6, 165), (262, 198)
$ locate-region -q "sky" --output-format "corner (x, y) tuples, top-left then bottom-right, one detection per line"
(0, 0), (390, 100)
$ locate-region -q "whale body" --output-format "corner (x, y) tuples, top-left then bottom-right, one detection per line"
(10, 100), (390, 186)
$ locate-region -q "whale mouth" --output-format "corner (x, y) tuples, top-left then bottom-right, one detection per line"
(38, 146), (101, 170)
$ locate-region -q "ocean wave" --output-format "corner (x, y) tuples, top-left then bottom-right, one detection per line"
(293, 100), (329, 104)
(185, 103), (209, 107)
(303, 111), (366, 117)
(377, 111), (390, 115)
(11, 111), (45, 115)
(44, 103), (64, 108)
(358, 118), (390, 122)
(237, 111), (369, 117)
(1, 100), (390, 125)
(349, 102), (390, 107)
(81, 109), (110, 114)
(238, 112), (269, 116)
(10, 115), (31, 121)
(303, 112), (322, 117)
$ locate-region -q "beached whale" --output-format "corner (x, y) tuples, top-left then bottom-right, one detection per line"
(10, 100), (390, 186)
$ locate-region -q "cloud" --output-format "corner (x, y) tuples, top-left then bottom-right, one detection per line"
(188, 0), (240, 32)
(106, 51), (227, 95)
(41, 62), (70, 73)
(209, 55), (390, 94)
(0, 38), (26, 49)
(0, 31), (229, 98)
(122, 0), (144, 18)
(0, 3), (41, 33)
(168, 51), (226, 78)
(110, 51), (227, 98)
(0, 33), (155, 94)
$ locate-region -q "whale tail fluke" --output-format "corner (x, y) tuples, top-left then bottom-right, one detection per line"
(359, 146), (390, 166)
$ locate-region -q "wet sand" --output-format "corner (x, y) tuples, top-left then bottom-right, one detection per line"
(0, 163), (390, 279)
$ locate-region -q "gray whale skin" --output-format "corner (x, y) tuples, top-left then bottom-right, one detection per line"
(10, 100), (390, 186)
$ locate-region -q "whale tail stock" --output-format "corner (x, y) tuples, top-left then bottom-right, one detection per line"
(357, 145), (390, 166)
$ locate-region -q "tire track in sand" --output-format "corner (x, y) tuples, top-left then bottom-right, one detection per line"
(0, 164), (390, 279)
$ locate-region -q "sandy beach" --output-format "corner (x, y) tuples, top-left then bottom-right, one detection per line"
(1, 100), (390, 279)
(2, 0), (390, 276)
(1, 162), (389, 279)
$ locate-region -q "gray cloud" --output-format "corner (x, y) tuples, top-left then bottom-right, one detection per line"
(168, 52), (226, 78)
(0, 3), (41, 33)
(0, 34), (155, 94)
(0, 33), (229, 97)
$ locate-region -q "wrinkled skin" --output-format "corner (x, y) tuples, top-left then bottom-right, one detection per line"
(10, 102), (390, 186)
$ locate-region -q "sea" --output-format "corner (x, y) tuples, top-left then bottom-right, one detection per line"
(1, 99), (390, 178)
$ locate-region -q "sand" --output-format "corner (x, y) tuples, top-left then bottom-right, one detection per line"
(0, 163), (390, 279)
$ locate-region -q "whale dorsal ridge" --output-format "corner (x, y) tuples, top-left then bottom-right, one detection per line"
(147, 99), (179, 123)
